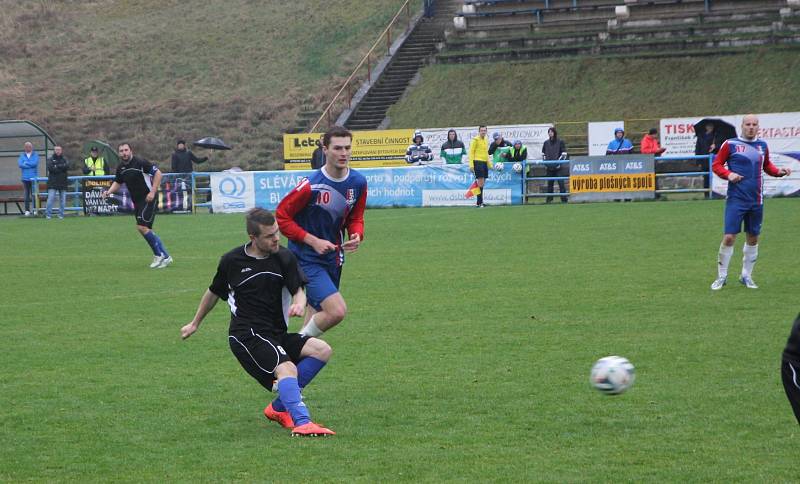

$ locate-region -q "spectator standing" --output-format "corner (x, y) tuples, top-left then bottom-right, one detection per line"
(606, 128), (633, 155)
(468, 126), (490, 208)
(541, 127), (568, 204)
(695, 123), (721, 191)
(695, 122), (721, 156)
(440, 129), (466, 165)
(83, 146), (110, 176)
(640, 128), (666, 155)
(18, 141), (39, 216)
(405, 130), (433, 165)
(310, 134), (326, 169)
(171, 140), (208, 174)
(46, 146), (70, 220)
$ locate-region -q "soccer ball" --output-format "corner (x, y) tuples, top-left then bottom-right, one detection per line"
(494, 162), (504, 171)
(590, 356), (635, 395)
(512, 162), (522, 173)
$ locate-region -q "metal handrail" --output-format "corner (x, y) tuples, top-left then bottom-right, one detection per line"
(309, 0), (414, 133)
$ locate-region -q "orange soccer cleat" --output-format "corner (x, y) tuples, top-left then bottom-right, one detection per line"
(263, 403), (295, 429)
(290, 422), (336, 437)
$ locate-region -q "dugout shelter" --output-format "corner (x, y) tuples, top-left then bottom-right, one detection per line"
(0, 120), (55, 214)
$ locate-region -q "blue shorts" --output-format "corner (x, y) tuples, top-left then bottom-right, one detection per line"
(724, 202), (763, 235)
(299, 260), (342, 311)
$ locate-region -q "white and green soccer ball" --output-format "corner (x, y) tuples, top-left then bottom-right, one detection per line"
(590, 356), (635, 395)
(494, 162), (504, 171)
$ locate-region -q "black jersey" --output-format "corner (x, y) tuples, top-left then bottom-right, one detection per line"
(114, 156), (158, 202)
(783, 314), (800, 364)
(209, 244), (306, 337)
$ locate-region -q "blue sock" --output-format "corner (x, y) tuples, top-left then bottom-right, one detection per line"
(152, 232), (169, 257)
(271, 357), (327, 412)
(142, 231), (160, 256)
(298, 357), (327, 388)
(277, 377), (310, 426)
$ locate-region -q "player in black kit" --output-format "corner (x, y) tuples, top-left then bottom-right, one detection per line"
(103, 143), (172, 268)
(180, 208), (335, 437)
(782, 313), (800, 425)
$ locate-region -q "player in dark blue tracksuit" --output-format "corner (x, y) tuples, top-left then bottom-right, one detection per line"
(709, 115), (791, 290)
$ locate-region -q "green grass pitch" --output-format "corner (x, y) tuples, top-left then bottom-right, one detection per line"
(1, 199), (797, 481)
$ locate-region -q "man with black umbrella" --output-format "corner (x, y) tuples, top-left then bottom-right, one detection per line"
(171, 139), (208, 174)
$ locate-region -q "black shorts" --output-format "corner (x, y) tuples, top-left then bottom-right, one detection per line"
(228, 328), (309, 391)
(473, 161), (489, 179)
(133, 199), (156, 228)
(782, 359), (800, 425)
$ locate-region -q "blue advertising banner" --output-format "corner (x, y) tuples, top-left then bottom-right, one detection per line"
(241, 165), (523, 212)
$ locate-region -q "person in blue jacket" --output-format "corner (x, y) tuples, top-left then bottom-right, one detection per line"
(606, 128), (634, 155)
(18, 142), (40, 216)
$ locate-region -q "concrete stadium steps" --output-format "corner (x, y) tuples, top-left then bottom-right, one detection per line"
(437, 36), (800, 64)
(439, 0), (799, 62)
(344, 0), (462, 130)
(443, 14), (798, 52)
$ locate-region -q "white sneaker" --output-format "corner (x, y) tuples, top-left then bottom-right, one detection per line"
(739, 275), (758, 289)
(710, 277), (727, 291)
(149, 255), (165, 268)
(24, 211), (31, 216)
(157, 256), (173, 268)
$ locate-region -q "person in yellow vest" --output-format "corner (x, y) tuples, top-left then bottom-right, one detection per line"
(83, 146), (110, 176)
(468, 125), (491, 208)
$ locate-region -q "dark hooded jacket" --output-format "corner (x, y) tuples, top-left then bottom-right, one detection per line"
(171, 148), (208, 173)
(542, 128), (567, 172)
(440, 130), (466, 164)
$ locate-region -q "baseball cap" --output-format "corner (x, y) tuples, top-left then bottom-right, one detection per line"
(492, 132), (501, 140)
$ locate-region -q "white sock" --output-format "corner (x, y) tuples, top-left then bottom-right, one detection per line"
(718, 244), (734, 279)
(741, 243), (758, 278)
(299, 315), (324, 338)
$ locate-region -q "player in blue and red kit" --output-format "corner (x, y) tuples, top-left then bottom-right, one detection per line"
(276, 126), (367, 338)
(710, 114), (791, 290)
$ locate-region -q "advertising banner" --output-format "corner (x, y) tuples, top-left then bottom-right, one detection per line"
(210, 171), (256, 213)
(283, 124), (552, 169)
(569, 155), (655, 202)
(82, 178), (119, 215)
(82, 174), (192, 215)
(284, 129), (413, 169)
(418, 124), (553, 165)
(209, 165), (522, 213)
(588, 121), (624, 156)
(660, 111), (800, 197)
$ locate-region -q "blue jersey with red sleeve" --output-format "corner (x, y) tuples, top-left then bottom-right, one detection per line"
(276, 167), (367, 266)
(712, 137), (781, 205)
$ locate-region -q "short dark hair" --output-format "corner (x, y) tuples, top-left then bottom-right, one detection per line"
(478, 125), (487, 130)
(246, 208), (276, 236)
(323, 126), (352, 148)
(118, 142), (132, 151)
(649, 128), (658, 135)
(176, 139), (186, 146)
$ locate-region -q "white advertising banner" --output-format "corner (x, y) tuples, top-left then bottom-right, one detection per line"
(588, 121), (624, 156)
(418, 124), (552, 164)
(210, 171), (256, 213)
(660, 112), (800, 197)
